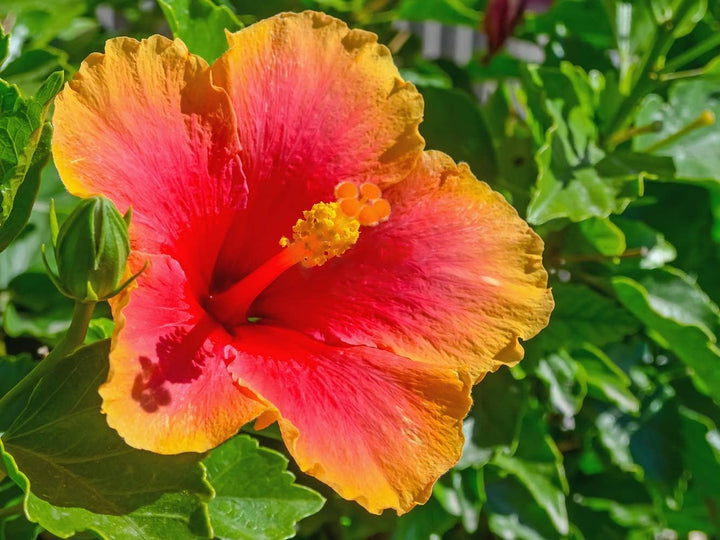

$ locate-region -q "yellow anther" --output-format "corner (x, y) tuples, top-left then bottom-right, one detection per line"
(279, 181), (391, 267)
(213, 182), (389, 325)
(281, 202), (360, 267)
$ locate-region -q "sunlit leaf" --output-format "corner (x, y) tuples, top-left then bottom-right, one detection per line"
(0, 71), (62, 240)
(158, 0), (242, 63)
(613, 268), (720, 399)
(0, 341), (213, 539)
(635, 78), (720, 183)
(204, 434), (324, 539)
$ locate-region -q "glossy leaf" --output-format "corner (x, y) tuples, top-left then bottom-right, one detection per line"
(458, 367), (527, 469)
(396, 0), (480, 25)
(203, 434), (324, 540)
(0, 341), (213, 538)
(0, 123), (49, 253)
(576, 346), (640, 414)
(158, 0), (242, 63)
(533, 351), (587, 418)
(392, 496), (456, 540)
(635, 79), (720, 182)
(612, 217), (676, 270)
(419, 86), (497, 182)
(535, 282), (641, 351)
(613, 268), (720, 398)
(0, 28), (7, 65)
(0, 72), (62, 232)
(433, 468), (483, 533)
(484, 468), (560, 539)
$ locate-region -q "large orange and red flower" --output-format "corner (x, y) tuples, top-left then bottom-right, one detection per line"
(52, 11), (553, 514)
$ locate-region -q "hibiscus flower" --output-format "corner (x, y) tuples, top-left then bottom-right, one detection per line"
(52, 11), (553, 514)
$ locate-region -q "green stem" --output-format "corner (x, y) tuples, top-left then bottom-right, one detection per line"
(664, 32), (720, 73)
(659, 66), (708, 81)
(0, 301), (96, 414)
(606, 120), (663, 150)
(605, 0), (697, 137)
(642, 110), (715, 153)
(0, 503), (23, 519)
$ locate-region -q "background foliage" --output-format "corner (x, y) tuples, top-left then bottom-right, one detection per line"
(1, 0), (720, 538)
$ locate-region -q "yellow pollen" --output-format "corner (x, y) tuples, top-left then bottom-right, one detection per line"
(280, 181), (391, 267)
(280, 202), (360, 267)
(208, 182), (391, 326)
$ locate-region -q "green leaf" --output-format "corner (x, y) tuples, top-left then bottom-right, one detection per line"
(0, 0), (87, 48)
(1, 502), (41, 540)
(629, 398), (687, 500)
(399, 62), (452, 90)
(679, 408), (720, 500)
(85, 318), (114, 343)
(565, 217), (627, 257)
(535, 282), (641, 351)
(607, 0), (705, 93)
(634, 78), (720, 182)
(3, 460), (212, 540)
(418, 87), (496, 183)
(576, 346), (640, 414)
(158, 0), (242, 64)
(595, 151), (676, 179)
(533, 351), (587, 418)
(0, 71), (62, 232)
(392, 496), (456, 540)
(0, 354), (36, 431)
(484, 469), (559, 540)
(523, 0), (615, 57)
(433, 468), (483, 534)
(0, 341), (213, 539)
(0, 355), (34, 400)
(395, 0), (479, 26)
(492, 453), (569, 535)
(528, 124), (637, 224)
(664, 408), (720, 535)
(578, 217), (626, 256)
(572, 471), (657, 531)
(612, 268), (720, 399)
(481, 83), (538, 212)
(0, 28), (7, 65)
(203, 434), (324, 539)
(521, 63), (642, 224)
(1, 47), (70, 96)
(2, 272), (73, 344)
(664, 480), (720, 535)
(0, 160), (75, 290)
(595, 410), (641, 475)
(628, 182), (720, 303)
(0, 123), (49, 253)
(612, 217), (676, 270)
(458, 367), (527, 468)
(567, 499), (635, 540)
(491, 404), (569, 535)
(647, 0), (707, 36)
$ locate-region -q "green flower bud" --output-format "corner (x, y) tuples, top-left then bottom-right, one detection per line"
(43, 196), (140, 303)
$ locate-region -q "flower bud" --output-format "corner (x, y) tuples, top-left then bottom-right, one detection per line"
(484, 0), (552, 59)
(43, 196), (136, 302)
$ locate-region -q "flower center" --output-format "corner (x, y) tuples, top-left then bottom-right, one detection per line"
(207, 181), (390, 329)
